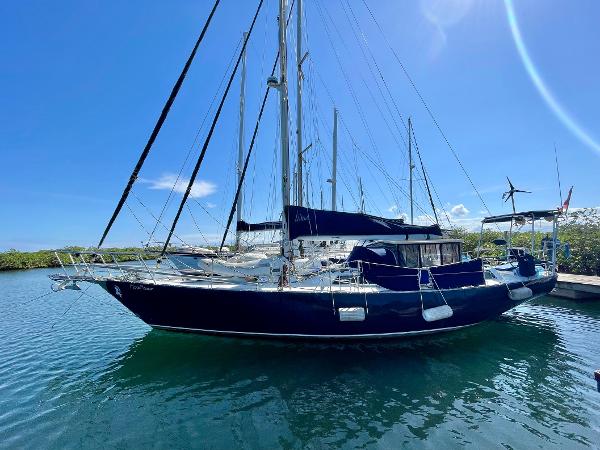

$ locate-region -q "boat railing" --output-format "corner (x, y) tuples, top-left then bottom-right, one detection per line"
(481, 251), (554, 274)
(52, 250), (185, 284)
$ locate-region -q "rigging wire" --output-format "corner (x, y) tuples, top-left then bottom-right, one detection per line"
(409, 127), (445, 226)
(359, 0), (495, 220)
(313, 0), (397, 209)
(131, 190), (188, 245)
(219, 0), (296, 250)
(146, 35), (243, 246)
(160, 0), (265, 255)
(98, 0), (222, 248)
(125, 202), (152, 240)
(338, 116), (436, 223)
(304, 59), (361, 210)
(341, 0), (444, 219)
(340, 0), (408, 148)
(186, 204), (213, 247)
(191, 197), (225, 228)
(343, 0), (410, 142)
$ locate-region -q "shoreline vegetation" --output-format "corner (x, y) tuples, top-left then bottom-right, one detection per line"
(2, 209), (598, 276)
(0, 247), (162, 272)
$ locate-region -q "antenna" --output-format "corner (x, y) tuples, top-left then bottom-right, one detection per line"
(554, 143), (563, 206)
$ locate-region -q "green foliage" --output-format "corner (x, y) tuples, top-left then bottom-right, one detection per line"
(556, 208), (600, 276)
(0, 249), (59, 271)
(0, 247), (161, 272)
(449, 208), (600, 276)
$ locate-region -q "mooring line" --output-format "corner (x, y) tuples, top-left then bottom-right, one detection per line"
(50, 284), (92, 330)
(20, 290), (56, 306)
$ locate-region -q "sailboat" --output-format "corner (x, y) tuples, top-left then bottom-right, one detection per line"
(49, 0), (560, 340)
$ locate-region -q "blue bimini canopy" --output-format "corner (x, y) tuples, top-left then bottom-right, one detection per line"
(285, 206), (442, 241)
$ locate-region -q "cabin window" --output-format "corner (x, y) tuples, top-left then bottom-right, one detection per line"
(365, 243), (398, 266)
(441, 243), (460, 264)
(398, 244), (420, 268)
(421, 244), (441, 267)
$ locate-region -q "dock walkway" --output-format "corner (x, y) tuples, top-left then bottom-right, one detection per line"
(552, 273), (600, 300)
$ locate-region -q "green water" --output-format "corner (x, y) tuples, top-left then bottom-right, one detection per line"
(1, 268), (599, 448)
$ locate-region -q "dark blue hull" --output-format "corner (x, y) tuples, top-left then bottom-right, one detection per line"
(103, 276), (556, 340)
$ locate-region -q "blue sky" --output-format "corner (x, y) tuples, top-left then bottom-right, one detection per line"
(1, 0), (598, 250)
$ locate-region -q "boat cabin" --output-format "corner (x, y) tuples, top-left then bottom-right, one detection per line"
(346, 239), (485, 291)
(354, 239), (462, 269)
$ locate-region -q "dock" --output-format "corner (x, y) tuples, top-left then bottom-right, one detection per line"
(552, 273), (600, 300)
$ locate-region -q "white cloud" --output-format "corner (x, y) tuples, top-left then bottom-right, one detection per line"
(387, 205), (398, 213)
(450, 203), (470, 218)
(206, 202), (216, 209)
(143, 173), (216, 198)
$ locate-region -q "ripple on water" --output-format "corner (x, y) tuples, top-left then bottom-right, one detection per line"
(1, 269), (599, 448)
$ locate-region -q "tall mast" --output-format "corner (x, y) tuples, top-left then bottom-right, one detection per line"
(332, 107), (338, 211)
(278, 0), (291, 255)
(235, 31), (248, 251)
(408, 116), (414, 225)
(295, 0), (304, 207)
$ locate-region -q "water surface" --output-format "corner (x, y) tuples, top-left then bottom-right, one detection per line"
(1, 268), (599, 448)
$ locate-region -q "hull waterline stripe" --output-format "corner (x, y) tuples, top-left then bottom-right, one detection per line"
(148, 323), (476, 339)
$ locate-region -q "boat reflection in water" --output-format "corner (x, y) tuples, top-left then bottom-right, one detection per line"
(97, 299), (598, 448)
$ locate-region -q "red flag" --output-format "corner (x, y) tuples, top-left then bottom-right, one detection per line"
(561, 186), (573, 213)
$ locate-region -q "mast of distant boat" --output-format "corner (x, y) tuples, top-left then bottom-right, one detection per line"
(236, 31), (248, 251)
(332, 107), (338, 211)
(408, 117), (414, 224)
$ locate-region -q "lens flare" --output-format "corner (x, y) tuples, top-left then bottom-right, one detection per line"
(504, 0), (600, 156)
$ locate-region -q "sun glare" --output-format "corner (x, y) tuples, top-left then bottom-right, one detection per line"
(504, 0), (600, 156)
